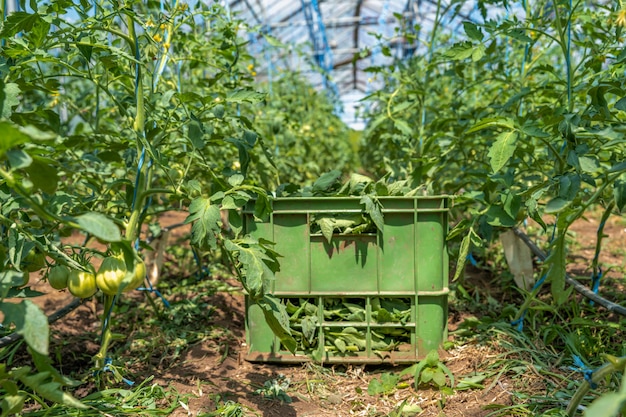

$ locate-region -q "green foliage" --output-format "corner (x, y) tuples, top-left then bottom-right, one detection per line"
(0, 0), (294, 410)
(252, 71), (357, 189)
(254, 375), (292, 403)
(367, 372), (401, 396)
(584, 372), (626, 417)
(361, 0), (626, 310)
(401, 350), (454, 391)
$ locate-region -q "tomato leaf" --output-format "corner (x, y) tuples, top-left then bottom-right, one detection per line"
(0, 122), (30, 158)
(614, 173), (626, 212)
(74, 212), (121, 242)
(186, 197), (222, 249)
(487, 130), (518, 173)
(226, 89), (266, 103)
(1, 300), (49, 355)
(25, 156), (59, 194)
(545, 197), (572, 214)
(313, 170), (342, 194)
(463, 22), (484, 41)
(0, 80), (20, 118)
(360, 195), (384, 232)
(256, 295), (296, 354)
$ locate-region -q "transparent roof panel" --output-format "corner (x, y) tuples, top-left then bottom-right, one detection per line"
(224, 0), (487, 127)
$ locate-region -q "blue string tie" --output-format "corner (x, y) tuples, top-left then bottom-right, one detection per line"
(95, 357), (135, 386)
(510, 310), (527, 332)
(137, 276), (171, 308)
(570, 355), (596, 389)
(467, 252), (479, 267)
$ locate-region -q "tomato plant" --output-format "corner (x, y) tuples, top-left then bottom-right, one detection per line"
(0, 0), (296, 410)
(361, 1), (626, 294)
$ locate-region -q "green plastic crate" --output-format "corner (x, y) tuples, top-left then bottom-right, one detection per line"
(244, 196), (449, 364)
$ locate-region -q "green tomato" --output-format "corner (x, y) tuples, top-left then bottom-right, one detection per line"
(96, 256), (127, 295)
(125, 258), (146, 292)
(48, 265), (70, 290)
(68, 270), (97, 298)
(22, 250), (46, 272)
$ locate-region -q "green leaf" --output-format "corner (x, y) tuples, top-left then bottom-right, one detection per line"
(225, 137), (251, 177)
(74, 212), (121, 242)
(463, 22), (484, 41)
(0, 121), (29, 158)
(25, 156), (59, 194)
(614, 173), (626, 212)
(0, 80), (20, 118)
(431, 370), (447, 387)
(256, 295), (297, 354)
(506, 28), (533, 43)
(6, 149), (32, 170)
(313, 170), (342, 194)
(0, 270), (25, 298)
(615, 97), (626, 111)
(453, 229), (472, 281)
(187, 119), (205, 150)
(360, 195), (384, 232)
(367, 372), (400, 396)
(466, 117), (515, 134)
(486, 205), (516, 227)
(472, 43), (486, 61)
(226, 89), (266, 103)
(425, 350), (440, 367)
(394, 119), (413, 136)
(584, 392), (626, 417)
(547, 233), (567, 305)
(545, 197), (572, 214)
(1, 300), (49, 355)
(0, 11), (42, 37)
(228, 174), (244, 187)
(456, 374), (488, 390)
(421, 367), (434, 383)
(579, 156), (600, 173)
(186, 197), (222, 249)
(224, 239), (274, 299)
(444, 41), (475, 60)
(0, 393), (27, 416)
(487, 131), (517, 173)
(19, 373), (86, 410)
(317, 217), (335, 244)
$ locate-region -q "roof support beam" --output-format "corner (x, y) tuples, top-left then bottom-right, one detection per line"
(300, 0), (340, 106)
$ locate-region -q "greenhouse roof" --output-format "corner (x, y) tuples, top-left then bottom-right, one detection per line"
(224, 0), (482, 126)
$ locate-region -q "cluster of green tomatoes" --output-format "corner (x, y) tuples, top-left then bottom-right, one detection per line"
(45, 254), (146, 298)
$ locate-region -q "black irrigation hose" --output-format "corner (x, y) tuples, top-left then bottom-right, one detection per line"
(0, 297), (84, 349)
(512, 227), (626, 317)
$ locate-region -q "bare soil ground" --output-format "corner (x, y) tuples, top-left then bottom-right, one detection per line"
(19, 210), (626, 416)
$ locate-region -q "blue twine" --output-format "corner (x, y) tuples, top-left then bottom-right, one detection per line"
(130, 147), (146, 211)
(467, 252), (478, 267)
(570, 355), (596, 388)
(97, 357), (135, 386)
(137, 276), (171, 308)
(510, 310), (526, 332)
(566, 0), (572, 108)
(591, 268), (602, 292)
(191, 246), (211, 279)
